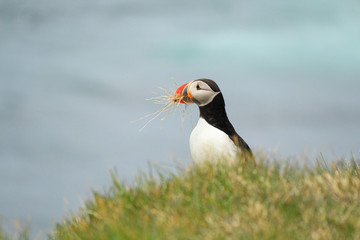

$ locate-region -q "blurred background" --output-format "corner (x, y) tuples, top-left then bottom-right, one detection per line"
(1, 0), (359, 237)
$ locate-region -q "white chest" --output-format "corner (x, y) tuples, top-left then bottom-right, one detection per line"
(189, 118), (238, 163)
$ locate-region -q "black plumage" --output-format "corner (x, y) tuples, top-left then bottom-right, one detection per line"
(199, 91), (252, 156)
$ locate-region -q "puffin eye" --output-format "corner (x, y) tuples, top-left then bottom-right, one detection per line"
(196, 84), (200, 90)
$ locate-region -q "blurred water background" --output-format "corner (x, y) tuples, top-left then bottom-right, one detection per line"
(1, 0), (359, 237)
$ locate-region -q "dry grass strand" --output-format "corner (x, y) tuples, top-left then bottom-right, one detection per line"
(133, 87), (187, 131)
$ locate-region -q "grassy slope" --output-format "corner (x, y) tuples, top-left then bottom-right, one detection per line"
(49, 154), (360, 240)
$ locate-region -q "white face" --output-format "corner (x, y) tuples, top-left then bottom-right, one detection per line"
(188, 80), (220, 107)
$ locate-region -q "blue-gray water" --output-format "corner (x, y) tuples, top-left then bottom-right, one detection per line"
(1, 0), (359, 237)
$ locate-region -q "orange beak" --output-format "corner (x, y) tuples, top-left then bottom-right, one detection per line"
(174, 81), (194, 104)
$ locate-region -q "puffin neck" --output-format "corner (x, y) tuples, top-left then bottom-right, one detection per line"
(198, 93), (237, 136)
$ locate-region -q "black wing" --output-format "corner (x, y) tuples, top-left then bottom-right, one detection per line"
(230, 133), (253, 157)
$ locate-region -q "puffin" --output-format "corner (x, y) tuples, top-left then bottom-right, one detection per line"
(175, 78), (252, 163)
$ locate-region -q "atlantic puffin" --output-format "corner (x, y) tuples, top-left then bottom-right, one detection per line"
(175, 78), (252, 163)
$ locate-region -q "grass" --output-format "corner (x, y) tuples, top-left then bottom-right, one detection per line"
(48, 153), (360, 240)
(2, 153), (360, 239)
(0, 222), (30, 240)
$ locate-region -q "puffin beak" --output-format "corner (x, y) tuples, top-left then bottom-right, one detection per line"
(174, 81), (194, 104)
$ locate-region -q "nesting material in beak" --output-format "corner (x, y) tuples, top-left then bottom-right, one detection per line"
(174, 81), (194, 104)
(134, 80), (193, 131)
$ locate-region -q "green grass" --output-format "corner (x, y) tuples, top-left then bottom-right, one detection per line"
(48, 153), (360, 240)
(2, 153), (360, 240)
(0, 222), (30, 240)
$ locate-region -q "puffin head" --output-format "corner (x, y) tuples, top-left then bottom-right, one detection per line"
(174, 79), (221, 107)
